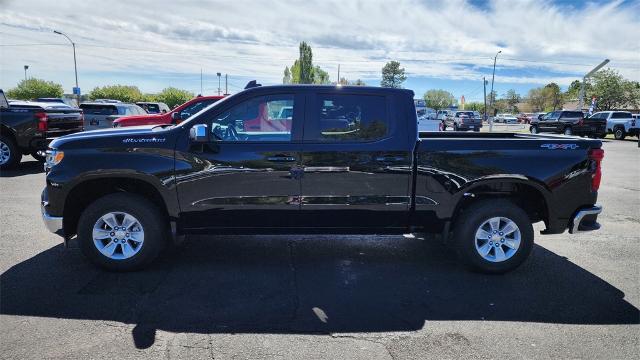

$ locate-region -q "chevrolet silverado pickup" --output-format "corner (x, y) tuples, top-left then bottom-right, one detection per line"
(1, 89), (84, 169)
(41, 85), (604, 273)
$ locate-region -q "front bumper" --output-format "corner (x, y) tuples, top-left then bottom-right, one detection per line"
(569, 205), (602, 234)
(41, 189), (64, 236)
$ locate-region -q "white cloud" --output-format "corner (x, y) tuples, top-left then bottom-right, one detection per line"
(1, 0), (638, 94)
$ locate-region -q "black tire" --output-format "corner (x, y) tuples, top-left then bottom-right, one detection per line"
(613, 127), (626, 140)
(77, 193), (168, 271)
(529, 125), (539, 134)
(563, 126), (573, 136)
(30, 150), (46, 162)
(453, 199), (534, 274)
(473, 128), (480, 132)
(0, 134), (22, 170)
(453, 124), (459, 131)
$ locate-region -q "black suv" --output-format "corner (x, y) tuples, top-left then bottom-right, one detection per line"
(530, 110), (606, 137)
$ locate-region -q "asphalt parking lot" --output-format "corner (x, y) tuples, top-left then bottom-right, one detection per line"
(1, 137), (638, 359)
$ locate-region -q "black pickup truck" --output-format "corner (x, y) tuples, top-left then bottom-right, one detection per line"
(41, 85), (604, 273)
(0, 89), (84, 169)
(529, 110), (607, 138)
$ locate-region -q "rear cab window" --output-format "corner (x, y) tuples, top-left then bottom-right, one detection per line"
(305, 93), (389, 142)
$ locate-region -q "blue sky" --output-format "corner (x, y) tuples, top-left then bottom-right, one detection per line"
(1, 0), (638, 102)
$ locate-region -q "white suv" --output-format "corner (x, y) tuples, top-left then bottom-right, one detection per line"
(590, 111), (638, 140)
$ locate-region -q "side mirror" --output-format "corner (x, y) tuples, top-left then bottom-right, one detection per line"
(189, 124), (208, 143)
(171, 112), (181, 121)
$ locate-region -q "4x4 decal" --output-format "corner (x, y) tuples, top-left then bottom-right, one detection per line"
(540, 143), (579, 150)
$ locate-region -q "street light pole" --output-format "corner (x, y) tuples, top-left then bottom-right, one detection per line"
(53, 30), (79, 105)
(216, 73), (222, 96)
(489, 50), (501, 132)
(577, 59), (610, 111)
(23, 65), (29, 81)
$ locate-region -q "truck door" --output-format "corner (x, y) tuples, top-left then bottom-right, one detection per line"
(175, 92), (304, 231)
(298, 91), (413, 231)
(540, 111), (559, 132)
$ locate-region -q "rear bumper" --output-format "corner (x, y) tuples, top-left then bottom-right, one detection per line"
(569, 205), (602, 234)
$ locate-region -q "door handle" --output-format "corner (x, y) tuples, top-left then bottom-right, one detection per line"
(267, 156), (296, 162)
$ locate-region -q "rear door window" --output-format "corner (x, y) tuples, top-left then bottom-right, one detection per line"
(611, 112), (632, 119)
(306, 93), (389, 142)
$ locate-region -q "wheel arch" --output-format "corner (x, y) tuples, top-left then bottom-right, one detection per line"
(450, 177), (552, 231)
(62, 175), (173, 237)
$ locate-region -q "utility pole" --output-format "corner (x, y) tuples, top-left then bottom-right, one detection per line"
(200, 68), (203, 95)
(483, 77), (487, 126)
(578, 59), (610, 110)
(224, 74), (228, 95)
(337, 64), (340, 84)
(216, 72), (221, 96)
(23, 65), (29, 81)
(53, 30), (80, 106)
(489, 50), (501, 132)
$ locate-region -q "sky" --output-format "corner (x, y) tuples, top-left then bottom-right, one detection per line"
(1, 0), (638, 102)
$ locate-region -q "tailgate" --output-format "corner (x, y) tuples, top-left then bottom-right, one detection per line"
(45, 109), (84, 137)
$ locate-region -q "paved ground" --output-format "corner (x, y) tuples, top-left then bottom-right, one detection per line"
(1, 137), (638, 359)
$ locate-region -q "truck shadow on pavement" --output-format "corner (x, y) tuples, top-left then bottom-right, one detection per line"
(0, 160), (44, 178)
(1, 235), (638, 349)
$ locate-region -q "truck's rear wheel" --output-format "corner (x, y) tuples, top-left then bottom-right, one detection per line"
(614, 126), (626, 140)
(77, 193), (167, 271)
(563, 127), (573, 136)
(0, 135), (21, 170)
(453, 200), (533, 274)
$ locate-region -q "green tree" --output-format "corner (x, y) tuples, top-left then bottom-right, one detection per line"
(380, 61), (406, 88)
(465, 102), (485, 113)
(589, 68), (639, 110)
(88, 85), (143, 103)
(5, 78), (64, 100)
(155, 87), (195, 108)
(338, 78), (366, 86)
(423, 89), (455, 112)
(298, 41), (314, 84)
(285, 42), (330, 85)
(527, 87), (546, 112)
(283, 66), (291, 84)
(505, 89), (521, 112)
(542, 83), (562, 111)
(313, 65), (330, 84)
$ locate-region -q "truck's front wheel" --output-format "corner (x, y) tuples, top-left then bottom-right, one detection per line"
(77, 193), (168, 271)
(453, 200), (533, 274)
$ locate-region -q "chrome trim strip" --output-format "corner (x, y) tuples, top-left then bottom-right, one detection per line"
(570, 205), (602, 234)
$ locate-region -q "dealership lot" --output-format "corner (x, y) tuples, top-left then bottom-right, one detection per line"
(0, 138), (638, 359)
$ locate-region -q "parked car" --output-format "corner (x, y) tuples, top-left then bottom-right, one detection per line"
(417, 114), (443, 132)
(42, 84), (604, 274)
(529, 110), (606, 137)
(113, 96), (224, 127)
(0, 89), (83, 169)
(493, 114), (518, 124)
(136, 102), (170, 114)
(35, 97), (78, 108)
(80, 102), (147, 130)
(436, 110), (453, 121)
(589, 111), (638, 140)
(445, 111), (482, 131)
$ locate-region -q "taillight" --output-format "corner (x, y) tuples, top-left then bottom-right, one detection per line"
(35, 112), (48, 132)
(589, 148), (604, 192)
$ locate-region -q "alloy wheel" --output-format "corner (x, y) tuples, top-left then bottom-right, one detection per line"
(0, 140), (10, 165)
(474, 217), (521, 262)
(92, 212), (145, 260)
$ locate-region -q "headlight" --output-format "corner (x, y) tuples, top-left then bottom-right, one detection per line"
(45, 149), (64, 168)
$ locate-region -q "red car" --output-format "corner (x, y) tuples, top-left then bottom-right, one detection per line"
(112, 95), (224, 127)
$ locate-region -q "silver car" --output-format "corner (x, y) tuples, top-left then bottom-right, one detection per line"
(80, 102), (147, 130)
